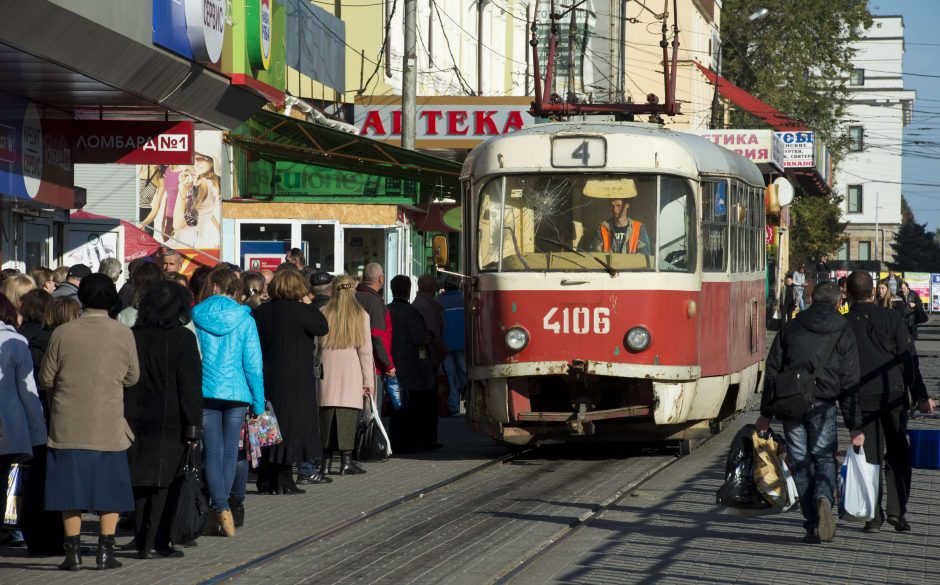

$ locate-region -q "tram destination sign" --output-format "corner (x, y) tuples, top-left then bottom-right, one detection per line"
(46, 121), (195, 165)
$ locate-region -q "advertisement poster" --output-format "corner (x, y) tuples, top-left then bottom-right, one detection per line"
(137, 130), (223, 272)
(244, 253), (284, 272)
(64, 229), (119, 273)
(905, 272), (930, 305)
(931, 274), (940, 312)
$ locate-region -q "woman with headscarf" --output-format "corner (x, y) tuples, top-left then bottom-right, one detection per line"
(40, 274), (139, 570)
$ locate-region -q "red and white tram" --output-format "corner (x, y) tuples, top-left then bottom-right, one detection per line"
(458, 121), (767, 447)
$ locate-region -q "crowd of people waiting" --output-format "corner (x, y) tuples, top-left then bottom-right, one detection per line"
(0, 247), (467, 570)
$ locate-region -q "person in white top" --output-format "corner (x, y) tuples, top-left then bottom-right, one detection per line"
(792, 265), (807, 310)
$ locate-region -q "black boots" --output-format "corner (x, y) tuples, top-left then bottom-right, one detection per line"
(228, 497), (245, 528)
(337, 453), (366, 475)
(96, 534), (122, 570)
(58, 535), (82, 571)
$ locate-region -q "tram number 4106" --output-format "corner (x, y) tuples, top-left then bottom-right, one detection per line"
(542, 307), (611, 334)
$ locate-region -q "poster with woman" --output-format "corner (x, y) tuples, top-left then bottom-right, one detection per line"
(137, 131), (223, 271)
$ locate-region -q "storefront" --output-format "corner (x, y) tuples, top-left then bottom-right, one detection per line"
(224, 110), (461, 297)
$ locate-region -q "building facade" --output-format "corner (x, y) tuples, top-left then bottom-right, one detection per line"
(834, 15), (915, 266)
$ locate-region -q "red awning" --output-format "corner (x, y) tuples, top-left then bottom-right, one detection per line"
(70, 211), (162, 262)
(410, 203), (460, 233)
(694, 62), (808, 131)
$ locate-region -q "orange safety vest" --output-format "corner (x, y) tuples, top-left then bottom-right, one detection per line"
(600, 221), (643, 253)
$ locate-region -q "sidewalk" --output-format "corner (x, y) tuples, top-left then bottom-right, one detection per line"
(510, 410), (940, 585)
(0, 416), (507, 585)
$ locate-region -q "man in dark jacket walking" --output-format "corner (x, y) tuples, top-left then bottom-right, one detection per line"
(757, 281), (863, 544)
(844, 270), (935, 534)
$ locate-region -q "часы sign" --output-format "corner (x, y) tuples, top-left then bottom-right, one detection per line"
(247, 0), (272, 70)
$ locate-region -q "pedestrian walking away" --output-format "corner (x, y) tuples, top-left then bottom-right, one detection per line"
(792, 265), (807, 311)
(758, 281), (863, 544)
(356, 263), (395, 413)
(440, 276), (467, 416)
(844, 270), (936, 534)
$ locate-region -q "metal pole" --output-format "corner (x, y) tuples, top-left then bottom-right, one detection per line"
(875, 190), (879, 263)
(402, 0), (417, 150)
(618, 0), (626, 102)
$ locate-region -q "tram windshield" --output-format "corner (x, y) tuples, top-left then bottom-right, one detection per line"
(477, 174), (695, 273)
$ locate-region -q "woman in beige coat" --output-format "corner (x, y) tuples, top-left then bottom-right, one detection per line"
(318, 275), (374, 476)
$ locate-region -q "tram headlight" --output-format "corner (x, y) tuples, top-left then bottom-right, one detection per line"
(504, 327), (529, 352)
(624, 326), (651, 352)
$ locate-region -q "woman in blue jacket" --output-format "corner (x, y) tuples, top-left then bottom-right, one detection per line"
(192, 268), (264, 537)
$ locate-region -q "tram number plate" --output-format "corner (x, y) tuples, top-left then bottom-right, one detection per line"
(543, 307), (611, 334)
(552, 137), (606, 168)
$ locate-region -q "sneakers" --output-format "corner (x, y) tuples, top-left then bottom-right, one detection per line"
(803, 528), (821, 544)
(816, 498), (836, 542)
(886, 515), (912, 532)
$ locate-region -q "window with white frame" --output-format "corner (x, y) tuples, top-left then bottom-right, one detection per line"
(847, 185), (863, 213)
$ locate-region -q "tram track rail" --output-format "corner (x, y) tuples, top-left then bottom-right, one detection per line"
(198, 449), (530, 585)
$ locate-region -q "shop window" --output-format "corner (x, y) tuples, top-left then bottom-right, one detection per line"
(239, 222), (292, 270)
(858, 240), (872, 261)
(847, 185), (863, 213)
(849, 68), (865, 86)
(848, 126), (864, 152)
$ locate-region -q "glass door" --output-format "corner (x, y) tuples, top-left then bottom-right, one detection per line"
(23, 222), (51, 272)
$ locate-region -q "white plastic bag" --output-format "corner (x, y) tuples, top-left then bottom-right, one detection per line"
(782, 460), (799, 512)
(839, 447), (879, 522)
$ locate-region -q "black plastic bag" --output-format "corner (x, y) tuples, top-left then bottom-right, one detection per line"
(168, 443), (209, 545)
(354, 394), (392, 462)
(716, 424), (772, 509)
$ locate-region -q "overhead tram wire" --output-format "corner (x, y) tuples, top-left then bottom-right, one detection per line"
(429, 0), (478, 96)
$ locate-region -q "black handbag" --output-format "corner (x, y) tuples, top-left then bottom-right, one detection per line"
(915, 305), (929, 325)
(766, 331), (840, 420)
(168, 443), (209, 545)
(354, 394), (391, 462)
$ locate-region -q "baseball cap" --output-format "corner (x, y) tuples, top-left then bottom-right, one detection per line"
(67, 264), (92, 280)
(310, 272), (334, 287)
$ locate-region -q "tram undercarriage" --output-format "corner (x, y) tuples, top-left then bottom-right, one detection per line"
(467, 363), (763, 448)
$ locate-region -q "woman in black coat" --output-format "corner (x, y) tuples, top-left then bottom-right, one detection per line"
(386, 276), (438, 454)
(252, 269), (329, 494)
(125, 281), (202, 559)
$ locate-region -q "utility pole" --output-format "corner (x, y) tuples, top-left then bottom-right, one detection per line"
(618, 0), (626, 102)
(402, 0), (417, 150)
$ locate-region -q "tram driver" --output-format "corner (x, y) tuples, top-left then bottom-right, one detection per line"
(589, 197), (651, 256)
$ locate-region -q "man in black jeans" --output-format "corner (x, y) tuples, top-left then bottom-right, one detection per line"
(758, 281), (863, 544)
(844, 270), (935, 534)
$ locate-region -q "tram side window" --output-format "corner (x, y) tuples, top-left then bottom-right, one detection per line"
(658, 177), (694, 272)
(701, 181), (727, 272)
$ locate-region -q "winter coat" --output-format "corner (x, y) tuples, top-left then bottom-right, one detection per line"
(356, 284), (394, 374)
(40, 309), (139, 451)
(440, 290), (466, 352)
(845, 302), (927, 412)
(762, 303), (861, 430)
(192, 295), (265, 415)
(0, 323), (47, 462)
(387, 299), (436, 392)
(253, 300), (329, 464)
(319, 311), (374, 410)
(412, 291), (446, 366)
(125, 326), (203, 487)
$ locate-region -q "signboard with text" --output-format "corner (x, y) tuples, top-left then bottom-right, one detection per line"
(775, 131), (815, 168)
(153, 0), (226, 64)
(688, 129), (784, 171)
(46, 120), (194, 165)
(355, 96), (532, 148)
(932, 274), (940, 312)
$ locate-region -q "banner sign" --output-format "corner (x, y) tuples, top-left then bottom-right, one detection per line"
(906, 272), (931, 307)
(689, 130), (784, 171)
(355, 97), (532, 148)
(269, 161), (418, 198)
(47, 120), (194, 165)
(0, 94), (74, 209)
(931, 274), (940, 312)
(153, 0), (226, 64)
(775, 131), (815, 168)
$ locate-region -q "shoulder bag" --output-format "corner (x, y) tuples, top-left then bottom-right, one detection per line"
(766, 329), (841, 420)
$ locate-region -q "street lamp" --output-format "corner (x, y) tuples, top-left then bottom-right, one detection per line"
(749, 8), (770, 21)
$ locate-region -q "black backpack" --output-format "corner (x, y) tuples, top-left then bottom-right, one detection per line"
(765, 326), (840, 420)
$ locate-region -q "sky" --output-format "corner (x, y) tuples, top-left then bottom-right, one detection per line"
(870, 1), (940, 228)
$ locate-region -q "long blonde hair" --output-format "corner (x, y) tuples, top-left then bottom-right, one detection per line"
(320, 274), (367, 350)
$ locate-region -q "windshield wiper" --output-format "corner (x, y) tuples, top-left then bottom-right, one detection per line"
(536, 235), (617, 277)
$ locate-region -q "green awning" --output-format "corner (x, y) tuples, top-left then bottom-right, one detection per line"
(227, 110), (461, 199)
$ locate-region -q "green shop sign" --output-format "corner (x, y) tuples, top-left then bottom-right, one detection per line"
(246, 0), (272, 70)
(248, 160), (419, 199)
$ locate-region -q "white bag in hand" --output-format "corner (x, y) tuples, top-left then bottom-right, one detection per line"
(839, 447), (879, 522)
(782, 460), (799, 512)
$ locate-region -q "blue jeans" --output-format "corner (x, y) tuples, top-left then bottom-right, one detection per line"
(230, 449), (248, 505)
(203, 400), (247, 512)
(783, 401), (838, 530)
(794, 286), (806, 311)
(443, 351), (467, 415)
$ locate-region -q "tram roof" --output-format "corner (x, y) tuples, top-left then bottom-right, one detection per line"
(460, 121), (765, 186)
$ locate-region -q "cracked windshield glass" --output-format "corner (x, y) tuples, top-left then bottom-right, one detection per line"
(477, 174), (695, 273)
